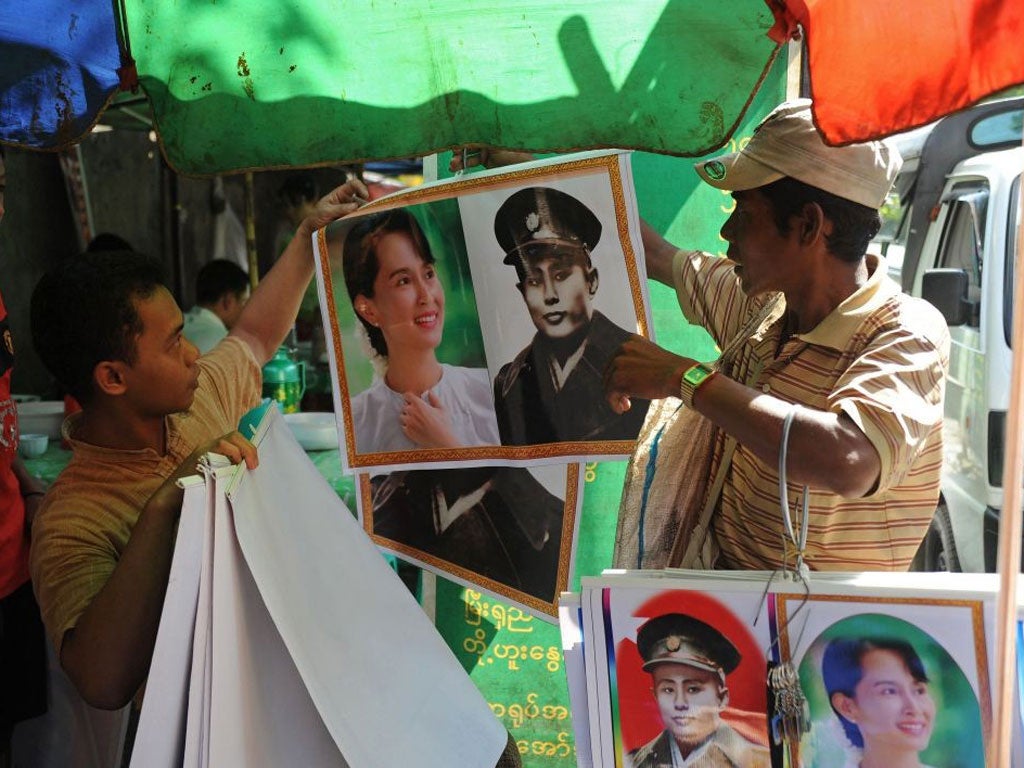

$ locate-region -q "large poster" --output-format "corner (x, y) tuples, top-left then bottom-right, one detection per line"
(313, 150), (651, 474)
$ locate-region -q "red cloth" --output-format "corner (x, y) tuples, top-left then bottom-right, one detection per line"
(0, 288), (29, 599)
(766, 0), (1024, 144)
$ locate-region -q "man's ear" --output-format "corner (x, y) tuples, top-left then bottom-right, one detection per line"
(831, 692), (857, 722)
(213, 293), (235, 322)
(93, 361), (128, 397)
(718, 685), (730, 709)
(798, 202), (829, 245)
(586, 267), (600, 296)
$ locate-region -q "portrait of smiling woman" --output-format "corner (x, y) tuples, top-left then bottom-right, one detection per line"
(341, 208), (499, 453)
(798, 613), (984, 768)
(823, 636), (937, 768)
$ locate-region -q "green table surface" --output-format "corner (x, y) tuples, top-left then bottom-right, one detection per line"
(23, 442), (356, 506)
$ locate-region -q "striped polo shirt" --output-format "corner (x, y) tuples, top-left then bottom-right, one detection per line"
(672, 249), (950, 571)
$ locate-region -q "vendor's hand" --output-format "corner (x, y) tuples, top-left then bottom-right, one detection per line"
(449, 147), (536, 173)
(400, 391), (460, 448)
(300, 178), (371, 235)
(603, 335), (694, 414)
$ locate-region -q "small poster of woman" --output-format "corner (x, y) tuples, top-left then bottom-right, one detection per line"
(796, 612), (986, 767)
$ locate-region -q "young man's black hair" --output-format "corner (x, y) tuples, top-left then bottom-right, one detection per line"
(30, 251), (165, 405)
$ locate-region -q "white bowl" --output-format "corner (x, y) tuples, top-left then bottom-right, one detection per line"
(283, 412), (339, 451)
(18, 433), (49, 459)
(16, 401), (65, 440)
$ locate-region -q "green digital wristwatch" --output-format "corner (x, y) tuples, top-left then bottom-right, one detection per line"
(679, 362), (717, 408)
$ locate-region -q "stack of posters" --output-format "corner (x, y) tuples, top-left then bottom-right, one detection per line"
(562, 570), (1018, 768)
(129, 407), (508, 768)
(312, 150), (651, 620)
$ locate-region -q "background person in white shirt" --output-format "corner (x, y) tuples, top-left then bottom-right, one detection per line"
(183, 259), (250, 354)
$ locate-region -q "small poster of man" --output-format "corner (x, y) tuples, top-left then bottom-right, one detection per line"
(588, 583), (772, 768)
(357, 463), (580, 619)
(462, 182), (651, 447)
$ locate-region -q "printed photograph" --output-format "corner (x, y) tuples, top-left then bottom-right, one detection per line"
(358, 463), (580, 620)
(459, 167), (651, 449)
(597, 585), (772, 768)
(775, 595), (990, 768)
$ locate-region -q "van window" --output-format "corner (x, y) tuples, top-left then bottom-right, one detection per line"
(969, 106), (1024, 151)
(874, 188), (914, 282)
(1005, 174), (1020, 347)
(937, 182), (988, 326)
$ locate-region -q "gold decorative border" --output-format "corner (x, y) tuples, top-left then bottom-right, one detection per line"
(357, 464), (581, 620)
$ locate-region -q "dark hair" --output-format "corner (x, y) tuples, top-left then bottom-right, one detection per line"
(759, 177), (882, 263)
(822, 636), (930, 749)
(86, 232), (134, 253)
(278, 173), (318, 208)
(341, 209), (434, 358)
(195, 259), (249, 305)
(31, 250), (166, 404)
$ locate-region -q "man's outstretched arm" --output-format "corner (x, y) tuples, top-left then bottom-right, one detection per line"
(231, 178), (368, 365)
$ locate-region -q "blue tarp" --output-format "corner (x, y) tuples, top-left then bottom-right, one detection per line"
(0, 0), (121, 148)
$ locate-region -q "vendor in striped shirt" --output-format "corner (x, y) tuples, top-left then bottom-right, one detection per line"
(604, 99), (950, 572)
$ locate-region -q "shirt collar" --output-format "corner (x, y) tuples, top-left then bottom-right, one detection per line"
(792, 253), (899, 350)
(187, 305), (225, 327)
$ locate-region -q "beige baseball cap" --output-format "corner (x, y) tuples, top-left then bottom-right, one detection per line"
(694, 98), (902, 209)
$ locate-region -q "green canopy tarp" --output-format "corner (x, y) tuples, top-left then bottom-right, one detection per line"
(129, 0), (779, 174)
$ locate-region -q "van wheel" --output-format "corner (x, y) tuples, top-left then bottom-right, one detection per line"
(918, 503), (961, 572)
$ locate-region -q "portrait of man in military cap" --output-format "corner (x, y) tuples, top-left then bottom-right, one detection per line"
(484, 185), (650, 446)
(630, 613), (770, 768)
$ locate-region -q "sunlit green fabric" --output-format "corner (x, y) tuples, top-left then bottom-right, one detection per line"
(126, 0), (780, 175)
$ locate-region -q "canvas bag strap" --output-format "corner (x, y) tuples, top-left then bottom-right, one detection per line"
(668, 431), (738, 567)
(667, 357), (765, 567)
(665, 295), (782, 567)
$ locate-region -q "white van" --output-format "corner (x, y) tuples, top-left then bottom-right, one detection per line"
(878, 97), (1023, 571)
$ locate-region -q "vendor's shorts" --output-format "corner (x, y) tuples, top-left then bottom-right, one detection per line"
(0, 580), (47, 730)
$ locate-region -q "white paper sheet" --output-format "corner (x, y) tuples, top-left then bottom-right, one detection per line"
(129, 479), (206, 768)
(558, 592), (593, 768)
(207, 468), (346, 767)
(228, 407), (507, 767)
(182, 475), (216, 768)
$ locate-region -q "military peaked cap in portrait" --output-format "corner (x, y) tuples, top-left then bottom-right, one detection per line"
(636, 613), (741, 679)
(494, 186), (602, 266)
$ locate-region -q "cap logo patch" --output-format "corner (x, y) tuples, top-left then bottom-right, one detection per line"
(703, 161), (726, 181)
(525, 212), (541, 232)
(665, 635), (682, 652)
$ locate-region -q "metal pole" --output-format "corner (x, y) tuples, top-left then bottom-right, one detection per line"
(992, 130), (1024, 767)
(244, 171), (259, 288)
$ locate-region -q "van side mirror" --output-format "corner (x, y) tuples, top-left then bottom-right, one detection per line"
(922, 268), (970, 326)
